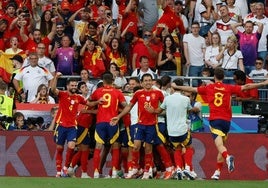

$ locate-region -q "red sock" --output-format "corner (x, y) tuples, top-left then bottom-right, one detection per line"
(127, 161), (133, 171)
(221, 151), (228, 159)
(64, 148), (74, 168)
(112, 148), (120, 170)
(81, 150), (89, 172)
(132, 150), (139, 169)
(144, 152), (153, 171)
(121, 150), (129, 172)
(156, 145), (173, 168)
(184, 148), (194, 168)
(56, 147), (64, 172)
(217, 162), (224, 171)
(174, 149), (183, 169)
(70, 151), (81, 167)
(93, 148), (101, 172)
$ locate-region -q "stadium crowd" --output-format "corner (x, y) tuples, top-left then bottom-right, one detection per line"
(0, 0), (268, 180)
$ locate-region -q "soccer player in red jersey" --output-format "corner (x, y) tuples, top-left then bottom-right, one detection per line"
(67, 81), (96, 178)
(111, 73), (165, 179)
(171, 67), (251, 180)
(90, 72), (127, 178)
(51, 72), (100, 178)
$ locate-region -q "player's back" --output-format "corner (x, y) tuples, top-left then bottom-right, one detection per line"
(91, 86), (126, 123)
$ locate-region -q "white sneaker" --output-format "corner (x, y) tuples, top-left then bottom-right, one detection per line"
(191, 171), (197, 179)
(93, 170), (100, 179)
(226, 155), (235, 173)
(183, 169), (196, 180)
(125, 168), (138, 179)
(141, 172), (151, 179)
(211, 170), (220, 180)
(81, 173), (91, 178)
(112, 169), (118, 178)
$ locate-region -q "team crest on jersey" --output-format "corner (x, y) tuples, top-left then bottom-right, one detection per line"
(70, 100), (75, 105)
(146, 96), (150, 101)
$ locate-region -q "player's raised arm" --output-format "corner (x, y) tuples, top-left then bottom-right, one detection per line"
(171, 83), (198, 93)
(110, 103), (133, 126)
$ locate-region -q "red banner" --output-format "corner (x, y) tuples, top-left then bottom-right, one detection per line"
(0, 132), (267, 179)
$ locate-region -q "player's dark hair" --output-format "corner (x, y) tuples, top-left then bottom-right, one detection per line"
(233, 70), (246, 82)
(102, 72), (114, 85)
(129, 77), (140, 84)
(161, 75), (171, 87)
(172, 78), (183, 91)
(78, 81), (86, 90)
(141, 73), (153, 82)
(214, 67), (225, 80)
(66, 77), (78, 85)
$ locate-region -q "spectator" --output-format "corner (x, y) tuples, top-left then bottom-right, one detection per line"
(249, 57), (268, 79)
(13, 52), (53, 103)
(248, 2), (268, 68)
(198, 0), (218, 37)
(131, 56), (158, 80)
(208, 5), (237, 45)
(23, 42), (56, 76)
(20, 22), (56, 56)
(216, 35), (244, 84)
(68, 7), (92, 46)
(8, 112), (27, 130)
(34, 10), (54, 38)
(205, 32), (223, 75)
(79, 21), (99, 44)
(183, 21), (206, 86)
(51, 35), (75, 75)
(158, 35), (181, 76)
(30, 84), (55, 104)
(80, 36), (106, 78)
(233, 70), (259, 101)
(79, 69), (95, 95)
(225, 0), (242, 23)
(109, 63), (127, 89)
(46, 106), (59, 131)
(5, 36), (23, 54)
(174, 0), (189, 33)
(138, 0), (159, 32)
(0, 19), (8, 51)
(132, 30), (159, 70)
(103, 37), (127, 74)
(231, 21), (263, 75)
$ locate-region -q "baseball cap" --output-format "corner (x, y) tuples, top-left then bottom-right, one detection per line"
(10, 54), (23, 64)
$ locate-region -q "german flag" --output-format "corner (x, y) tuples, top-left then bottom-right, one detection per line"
(0, 52), (25, 83)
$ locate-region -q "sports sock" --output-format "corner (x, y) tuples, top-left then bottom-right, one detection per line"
(144, 152), (153, 172)
(174, 149), (183, 169)
(156, 145), (173, 168)
(56, 147), (64, 172)
(81, 150), (89, 172)
(184, 147), (194, 169)
(70, 151), (81, 168)
(221, 151), (228, 159)
(64, 147), (74, 168)
(112, 148), (120, 170)
(93, 148), (101, 172)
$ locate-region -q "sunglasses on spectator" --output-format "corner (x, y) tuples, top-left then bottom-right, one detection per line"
(255, 62), (263, 65)
(144, 34), (151, 37)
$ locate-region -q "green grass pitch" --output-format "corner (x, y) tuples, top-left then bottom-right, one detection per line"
(1, 177), (268, 188)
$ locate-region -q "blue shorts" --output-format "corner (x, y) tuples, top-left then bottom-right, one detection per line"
(169, 131), (192, 148)
(118, 129), (128, 147)
(54, 125), (77, 145)
(153, 122), (167, 145)
(128, 124), (138, 147)
(209, 119), (230, 140)
(76, 125), (90, 145)
(134, 124), (157, 144)
(95, 122), (119, 145)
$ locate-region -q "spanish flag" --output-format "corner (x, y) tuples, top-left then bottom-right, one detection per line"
(0, 52), (25, 83)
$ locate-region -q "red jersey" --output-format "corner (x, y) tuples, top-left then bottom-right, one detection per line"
(133, 41), (160, 69)
(236, 77), (258, 99)
(55, 91), (87, 127)
(23, 37), (51, 56)
(76, 105), (94, 128)
(130, 89), (164, 126)
(153, 6), (185, 35)
(121, 11), (138, 36)
(197, 82), (242, 121)
(91, 86), (126, 123)
(105, 46), (127, 74)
